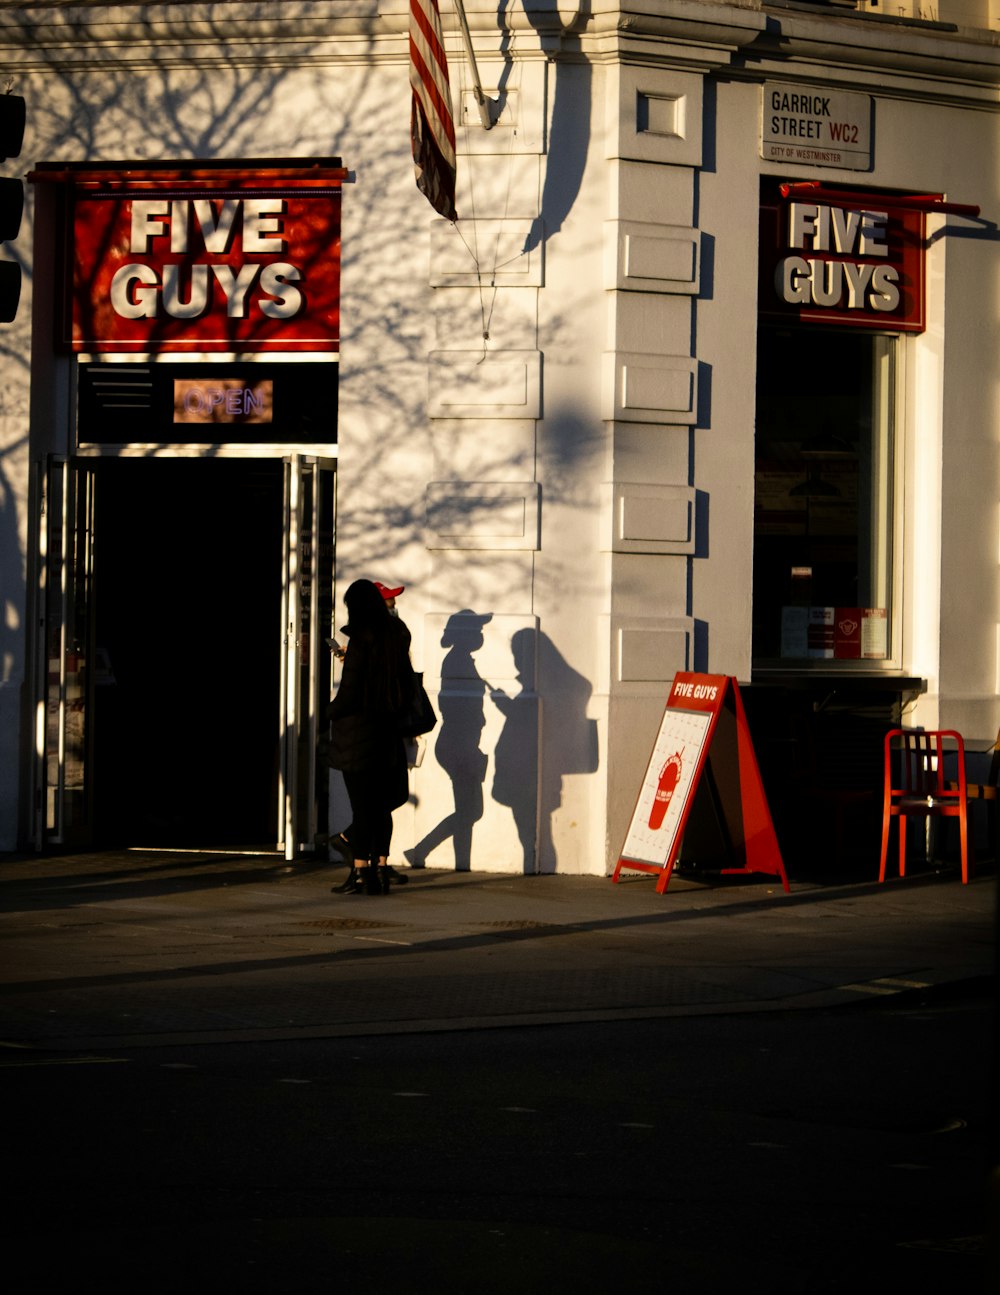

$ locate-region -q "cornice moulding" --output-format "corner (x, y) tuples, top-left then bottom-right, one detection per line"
(0, 0), (995, 88)
(739, 20), (1000, 88)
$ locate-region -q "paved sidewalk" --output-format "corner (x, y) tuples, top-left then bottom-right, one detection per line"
(0, 848), (995, 1051)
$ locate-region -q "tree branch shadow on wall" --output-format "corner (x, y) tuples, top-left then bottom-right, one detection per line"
(16, 6), (606, 860)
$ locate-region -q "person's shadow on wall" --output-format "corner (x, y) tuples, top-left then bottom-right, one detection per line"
(489, 627), (599, 873)
(405, 610), (491, 873)
(488, 627), (539, 872)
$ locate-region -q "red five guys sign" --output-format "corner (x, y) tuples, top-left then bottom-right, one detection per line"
(759, 179), (929, 333)
(65, 165), (344, 352)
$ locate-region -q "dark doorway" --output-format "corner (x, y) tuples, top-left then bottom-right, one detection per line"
(91, 457), (284, 847)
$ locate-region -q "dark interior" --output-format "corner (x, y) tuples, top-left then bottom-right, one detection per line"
(91, 457), (284, 847)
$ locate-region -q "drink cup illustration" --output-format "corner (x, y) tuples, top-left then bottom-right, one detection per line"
(649, 749), (683, 830)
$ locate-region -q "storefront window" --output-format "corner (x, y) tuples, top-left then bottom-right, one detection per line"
(753, 326), (895, 664)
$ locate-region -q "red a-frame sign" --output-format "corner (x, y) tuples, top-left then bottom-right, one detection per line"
(612, 673), (789, 894)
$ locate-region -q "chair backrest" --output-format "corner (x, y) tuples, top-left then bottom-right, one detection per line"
(884, 728), (967, 800)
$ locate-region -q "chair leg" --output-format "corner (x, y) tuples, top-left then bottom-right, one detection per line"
(879, 810), (891, 883)
(898, 815), (907, 878)
(959, 805), (969, 885)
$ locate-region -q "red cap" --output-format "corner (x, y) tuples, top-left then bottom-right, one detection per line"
(374, 581), (404, 600)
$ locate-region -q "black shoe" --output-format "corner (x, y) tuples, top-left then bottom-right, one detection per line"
(363, 867), (383, 896)
(331, 833), (354, 864)
(386, 865), (408, 886)
(377, 865), (391, 895)
(332, 868), (363, 894)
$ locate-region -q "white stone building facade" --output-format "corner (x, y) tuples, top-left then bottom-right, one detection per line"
(1, 1), (998, 874)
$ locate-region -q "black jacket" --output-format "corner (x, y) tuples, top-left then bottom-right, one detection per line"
(324, 619), (412, 773)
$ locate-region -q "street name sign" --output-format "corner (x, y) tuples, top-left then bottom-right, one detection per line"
(761, 83), (872, 171)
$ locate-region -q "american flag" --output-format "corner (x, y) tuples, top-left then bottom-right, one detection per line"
(409, 0), (458, 221)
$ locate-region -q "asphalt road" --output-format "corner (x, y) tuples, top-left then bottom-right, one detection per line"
(3, 985), (993, 1293)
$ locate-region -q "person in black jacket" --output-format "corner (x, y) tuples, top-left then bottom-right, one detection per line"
(325, 579), (413, 895)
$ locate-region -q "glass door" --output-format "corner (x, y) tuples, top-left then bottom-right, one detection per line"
(31, 457), (97, 848)
(279, 454), (336, 859)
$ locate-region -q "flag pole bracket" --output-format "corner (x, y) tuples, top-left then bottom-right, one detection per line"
(452, 0), (497, 131)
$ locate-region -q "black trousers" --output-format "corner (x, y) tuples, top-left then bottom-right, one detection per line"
(342, 763), (407, 862)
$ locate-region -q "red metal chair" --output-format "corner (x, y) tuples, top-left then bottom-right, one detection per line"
(879, 729), (970, 885)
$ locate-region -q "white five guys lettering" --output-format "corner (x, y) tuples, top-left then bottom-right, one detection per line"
(110, 198), (303, 321)
(775, 201), (900, 314)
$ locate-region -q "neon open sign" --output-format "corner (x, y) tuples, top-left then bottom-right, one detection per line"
(174, 378), (273, 424)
